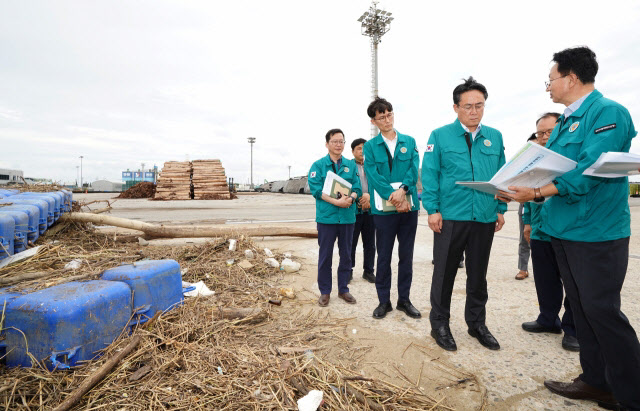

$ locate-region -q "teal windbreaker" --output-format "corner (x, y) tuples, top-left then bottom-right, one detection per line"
(522, 202), (550, 242)
(541, 90), (636, 242)
(308, 155), (362, 224)
(362, 131), (420, 215)
(421, 119), (507, 223)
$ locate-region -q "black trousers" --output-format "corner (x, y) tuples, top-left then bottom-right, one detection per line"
(530, 239), (575, 336)
(430, 220), (495, 329)
(351, 212), (375, 274)
(551, 237), (640, 409)
(373, 211), (418, 304)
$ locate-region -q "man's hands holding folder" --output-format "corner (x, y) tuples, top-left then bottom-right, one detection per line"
(389, 188), (410, 213)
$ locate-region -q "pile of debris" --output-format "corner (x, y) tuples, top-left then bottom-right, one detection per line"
(116, 182), (156, 199)
(154, 161), (192, 200)
(192, 159), (230, 199)
(0, 225), (452, 410)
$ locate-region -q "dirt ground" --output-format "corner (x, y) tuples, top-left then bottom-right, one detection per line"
(76, 192), (640, 410)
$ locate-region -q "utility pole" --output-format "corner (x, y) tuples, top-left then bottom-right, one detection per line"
(358, 1), (393, 137)
(288, 165), (291, 179)
(247, 137), (256, 189)
(79, 156), (84, 188)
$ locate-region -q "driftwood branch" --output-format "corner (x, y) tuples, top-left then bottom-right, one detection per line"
(59, 213), (318, 238)
(52, 335), (142, 411)
(0, 271), (54, 286)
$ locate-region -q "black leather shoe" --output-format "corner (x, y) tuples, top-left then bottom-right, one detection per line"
(522, 320), (562, 334)
(562, 334), (580, 352)
(372, 302), (392, 319)
(431, 325), (457, 351)
(362, 271), (376, 283)
(544, 377), (618, 409)
(397, 300), (421, 318)
(468, 325), (500, 350)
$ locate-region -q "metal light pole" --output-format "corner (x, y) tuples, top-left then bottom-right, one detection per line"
(358, 1), (393, 137)
(288, 165), (291, 179)
(79, 156), (84, 188)
(76, 166), (79, 187)
(247, 137), (256, 189)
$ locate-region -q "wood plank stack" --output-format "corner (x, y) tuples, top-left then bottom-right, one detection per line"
(154, 161), (192, 200)
(192, 159), (231, 199)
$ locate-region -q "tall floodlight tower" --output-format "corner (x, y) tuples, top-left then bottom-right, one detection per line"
(358, 1), (393, 137)
(248, 137), (256, 189)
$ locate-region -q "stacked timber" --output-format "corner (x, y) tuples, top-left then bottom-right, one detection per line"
(192, 159), (231, 199)
(155, 161), (192, 200)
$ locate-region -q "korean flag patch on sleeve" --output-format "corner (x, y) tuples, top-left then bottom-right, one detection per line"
(310, 171), (317, 178)
(426, 144), (434, 152)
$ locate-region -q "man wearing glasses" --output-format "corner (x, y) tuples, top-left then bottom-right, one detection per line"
(308, 129), (362, 307)
(363, 97), (421, 320)
(520, 112), (579, 353)
(422, 77), (506, 352)
(504, 47), (639, 410)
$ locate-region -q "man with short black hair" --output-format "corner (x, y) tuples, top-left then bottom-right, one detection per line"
(422, 76), (506, 352)
(308, 129), (362, 308)
(505, 46), (640, 410)
(350, 138), (376, 284)
(363, 97), (421, 320)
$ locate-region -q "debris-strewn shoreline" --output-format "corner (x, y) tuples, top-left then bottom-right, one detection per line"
(1, 222), (452, 410)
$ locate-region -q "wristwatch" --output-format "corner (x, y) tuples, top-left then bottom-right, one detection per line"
(399, 184), (409, 193)
(533, 187), (545, 203)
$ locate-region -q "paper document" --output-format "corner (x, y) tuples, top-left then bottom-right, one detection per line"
(456, 142), (577, 196)
(322, 171), (352, 199)
(583, 152), (640, 178)
(374, 182), (414, 212)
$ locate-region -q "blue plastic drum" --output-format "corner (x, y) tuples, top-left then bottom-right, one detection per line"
(0, 214), (15, 259)
(0, 205), (39, 242)
(0, 210), (28, 253)
(3, 280), (133, 369)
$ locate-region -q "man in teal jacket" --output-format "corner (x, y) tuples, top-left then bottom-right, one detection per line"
(422, 77), (506, 352)
(505, 47), (639, 410)
(308, 129), (362, 307)
(363, 97), (421, 320)
(520, 112), (578, 353)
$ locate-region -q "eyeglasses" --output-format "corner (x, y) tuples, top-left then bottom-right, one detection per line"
(535, 129), (554, 138)
(328, 140), (345, 146)
(374, 112), (394, 122)
(545, 75), (568, 88)
(458, 103), (485, 112)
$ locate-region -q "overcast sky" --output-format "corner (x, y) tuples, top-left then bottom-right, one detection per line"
(1, 0), (639, 185)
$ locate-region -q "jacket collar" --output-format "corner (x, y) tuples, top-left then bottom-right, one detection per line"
(323, 154), (344, 168)
(558, 89), (602, 123)
(453, 118), (484, 139)
(375, 130), (406, 145)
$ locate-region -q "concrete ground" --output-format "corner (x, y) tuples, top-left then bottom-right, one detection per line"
(75, 192), (640, 410)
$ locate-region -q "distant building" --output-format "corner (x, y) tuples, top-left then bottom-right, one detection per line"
(92, 180), (124, 192)
(122, 166), (157, 190)
(0, 168), (24, 185)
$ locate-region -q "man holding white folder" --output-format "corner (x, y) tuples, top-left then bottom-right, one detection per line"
(504, 47), (639, 410)
(308, 129), (362, 307)
(422, 77), (506, 352)
(363, 97), (421, 320)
